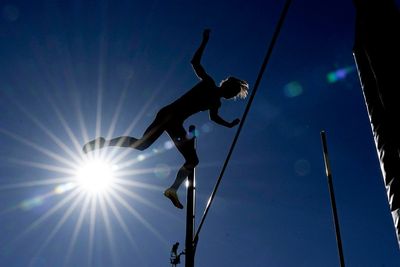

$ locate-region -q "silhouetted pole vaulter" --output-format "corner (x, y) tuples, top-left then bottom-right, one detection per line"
(320, 131), (346, 267)
(185, 125), (196, 267)
(353, 0), (400, 247)
(82, 29), (248, 210)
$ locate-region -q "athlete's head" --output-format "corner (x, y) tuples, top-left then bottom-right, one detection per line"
(219, 77), (249, 99)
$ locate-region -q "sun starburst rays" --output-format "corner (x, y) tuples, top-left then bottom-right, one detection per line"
(64, 194), (91, 267)
(0, 81), (177, 265)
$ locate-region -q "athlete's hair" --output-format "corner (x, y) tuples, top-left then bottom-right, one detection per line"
(220, 77), (249, 99)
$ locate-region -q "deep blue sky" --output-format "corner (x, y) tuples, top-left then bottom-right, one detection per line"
(1, 0), (400, 266)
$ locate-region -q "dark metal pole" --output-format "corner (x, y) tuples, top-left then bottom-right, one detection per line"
(185, 126), (196, 267)
(320, 131), (345, 267)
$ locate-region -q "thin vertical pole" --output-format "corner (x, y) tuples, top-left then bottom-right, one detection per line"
(185, 126), (196, 267)
(320, 131), (345, 267)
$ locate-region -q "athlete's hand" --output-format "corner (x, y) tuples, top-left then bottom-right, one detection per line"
(229, 118), (240, 128)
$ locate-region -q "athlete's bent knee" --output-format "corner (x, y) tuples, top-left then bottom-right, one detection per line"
(184, 157), (199, 170)
(135, 141), (150, 151)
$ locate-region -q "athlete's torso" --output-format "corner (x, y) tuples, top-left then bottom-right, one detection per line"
(167, 77), (221, 120)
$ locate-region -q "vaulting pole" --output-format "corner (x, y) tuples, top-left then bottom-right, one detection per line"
(194, 0), (292, 243)
(185, 125), (197, 267)
(321, 131), (346, 267)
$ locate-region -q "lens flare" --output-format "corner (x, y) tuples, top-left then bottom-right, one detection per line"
(327, 66), (355, 83)
(283, 81), (303, 98)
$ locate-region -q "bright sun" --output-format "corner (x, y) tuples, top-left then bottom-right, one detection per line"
(75, 158), (117, 195)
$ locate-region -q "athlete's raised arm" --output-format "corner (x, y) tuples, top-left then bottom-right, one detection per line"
(191, 29), (211, 80)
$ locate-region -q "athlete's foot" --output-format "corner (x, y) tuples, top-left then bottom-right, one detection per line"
(82, 137), (106, 153)
(164, 188), (183, 209)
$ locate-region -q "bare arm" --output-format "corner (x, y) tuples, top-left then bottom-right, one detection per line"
(191, 29), (211, 80)
(209, 107), (240, 128)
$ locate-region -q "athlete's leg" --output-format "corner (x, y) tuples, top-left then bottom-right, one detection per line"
(109, 107), (172, 150)
(169, 125), (199, 190)
(163, 123), (199, 209)
(83, 107), (171, 153)
(107, 136), (140, 148)
(82, 137), (106, 153)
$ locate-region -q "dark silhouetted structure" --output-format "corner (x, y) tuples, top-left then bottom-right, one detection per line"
(82, 29), (248, 210)
(353, 0), (400, 247)
(170, 242), (184, 267)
